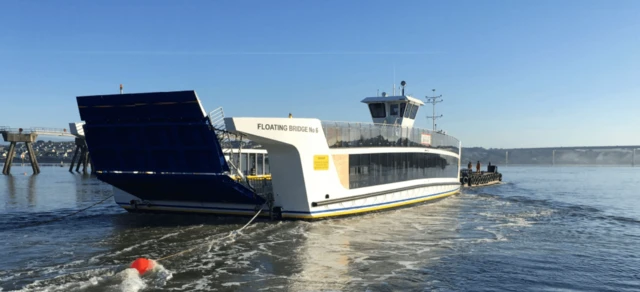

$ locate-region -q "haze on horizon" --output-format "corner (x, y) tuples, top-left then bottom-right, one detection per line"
(1, 0), (638, 149)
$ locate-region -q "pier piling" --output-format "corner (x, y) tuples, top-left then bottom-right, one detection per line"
(69, 137), (91, 174)
(69, 146), (80, 172)
(2, 142), (17, 175)
(1, 129), (40, 175)
(25, 142), (40, 174)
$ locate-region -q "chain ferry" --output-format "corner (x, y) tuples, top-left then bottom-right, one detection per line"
(75, 83), (461, 219)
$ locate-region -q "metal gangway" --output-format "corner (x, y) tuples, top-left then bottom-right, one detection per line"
(208, 107), (273, 199)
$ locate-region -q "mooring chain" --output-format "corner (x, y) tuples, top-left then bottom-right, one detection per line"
(128, 203), (268, 275)
(1, 195), (114, 231)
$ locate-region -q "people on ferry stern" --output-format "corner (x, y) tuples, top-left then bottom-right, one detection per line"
(468, 161), (472, 171)
(476, 161), (481, 173)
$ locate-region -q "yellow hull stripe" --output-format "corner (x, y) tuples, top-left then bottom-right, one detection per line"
(289, 189), (460, 219)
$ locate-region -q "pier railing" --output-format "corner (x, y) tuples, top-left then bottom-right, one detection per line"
(320, 121), (460, 154)
(0, 127), (35, 134)
(0, 127), (76, 137)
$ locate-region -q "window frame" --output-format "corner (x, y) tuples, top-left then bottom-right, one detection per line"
(368, 103), (386, 118)
(409, 103), (419, 119)
(400, 103), (407, 117)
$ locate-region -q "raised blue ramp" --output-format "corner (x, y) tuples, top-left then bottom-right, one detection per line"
(76, 90), (263, 204)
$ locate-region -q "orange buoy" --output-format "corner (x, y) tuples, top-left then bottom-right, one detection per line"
(130, 258), (154, 275)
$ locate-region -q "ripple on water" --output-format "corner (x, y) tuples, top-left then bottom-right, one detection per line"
(3, 167), (640, 291)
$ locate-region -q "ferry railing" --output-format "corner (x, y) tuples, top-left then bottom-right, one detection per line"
(208, 107), (226, 131)
(320, 121), (460, 154)
(207, 107), (259, 193)
(233, 175), (273, 198)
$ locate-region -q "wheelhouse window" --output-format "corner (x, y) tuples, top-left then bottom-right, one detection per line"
(389, 104), (398, 116)
(400, 103), (407, 117)
(410, 104), (419, 119)
(369, 103), (386, 118)
(404, 103), (413, 118)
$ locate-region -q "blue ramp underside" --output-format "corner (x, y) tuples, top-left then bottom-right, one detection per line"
(76, 90), (263, 205)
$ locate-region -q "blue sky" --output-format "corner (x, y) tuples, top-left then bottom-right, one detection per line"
(1, 0), (638, 148)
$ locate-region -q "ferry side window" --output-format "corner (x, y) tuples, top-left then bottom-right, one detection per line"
(410, 103), (419, 119)
(399, 103), (406, 117)
(369, 103), (386, 118)
(390, 104), (399, 116)
(403, 103), (412, 118)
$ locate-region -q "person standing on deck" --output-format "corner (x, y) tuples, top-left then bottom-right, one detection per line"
(476, 161), (481, 173)
(468, 161), (472, 171)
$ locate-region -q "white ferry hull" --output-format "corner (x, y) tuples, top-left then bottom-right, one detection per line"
(295, 182), (460, 219)
(113, 181), (460, 219)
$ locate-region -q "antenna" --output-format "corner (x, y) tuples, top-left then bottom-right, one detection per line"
(426, 89), (443, 131)
(393, 64), (396, 95)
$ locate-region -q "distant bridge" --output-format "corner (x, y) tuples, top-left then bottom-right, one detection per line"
(486, 145), (639, 167)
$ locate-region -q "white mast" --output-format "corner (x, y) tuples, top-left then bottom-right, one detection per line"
(392, 64), (396, 95)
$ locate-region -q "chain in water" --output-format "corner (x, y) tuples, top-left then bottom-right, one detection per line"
(157, 202), (267, 261)
(1, 195), (114, 231)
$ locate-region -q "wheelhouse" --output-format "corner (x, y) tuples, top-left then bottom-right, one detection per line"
(361, 93), (424, 128)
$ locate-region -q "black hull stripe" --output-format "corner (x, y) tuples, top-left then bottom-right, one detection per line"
(311, 182), (461, 207)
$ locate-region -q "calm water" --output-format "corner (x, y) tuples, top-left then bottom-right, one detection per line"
(1, 165), (639, 291)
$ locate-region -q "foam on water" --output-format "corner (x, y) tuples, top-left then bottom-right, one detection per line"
(117, 268), (147, 292)
(8, 259), (174, 292)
